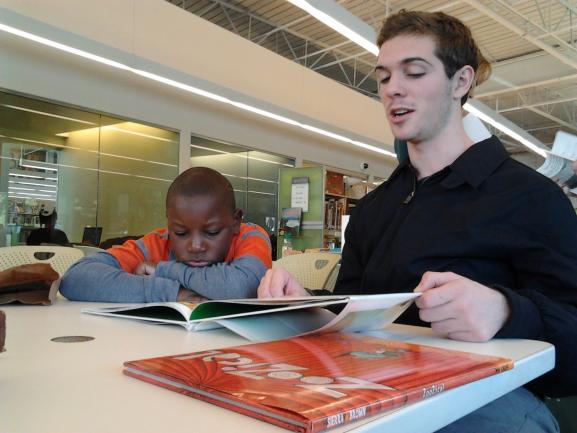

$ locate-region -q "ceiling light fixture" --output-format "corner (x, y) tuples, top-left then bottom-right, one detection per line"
(463, 101), (547, 157)
(19, 158), (59, 172)
(286, 0), (379, 55)
(0, 22), (396, 158)
(190, 144), (296, 167)
(285, 0), (547, 157)
(8, 180), (57, 188)
(102, 125), (178, 143)
(1, 104), (98, 125)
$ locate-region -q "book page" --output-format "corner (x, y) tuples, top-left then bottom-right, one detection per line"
(537, 153), (570, 178)
(216, 308), (336, 341)
(82, 302), (195, 324)
(215, 293), (419, 341)
(300, 293), (419, 335)
(550, 131), (577, 161)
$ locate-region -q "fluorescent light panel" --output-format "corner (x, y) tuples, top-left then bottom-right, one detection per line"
(19, 159), (59, 172)
(1, 104), (98, 125)
(190, 144), (295, 167)
(286, 0), (379, 55)
(0, 21), (395, 158)
(102, 125), (178, 143)
(9, 180), (57, 188)
(8, 194), (56, 201)
(463, 102), (547, 157)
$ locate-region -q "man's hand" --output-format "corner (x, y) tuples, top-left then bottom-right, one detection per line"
(177, 288), (208, 303)
(134, 261), (157, 276)
(257, 267), (309, 298)
(414, 271), (510, 342)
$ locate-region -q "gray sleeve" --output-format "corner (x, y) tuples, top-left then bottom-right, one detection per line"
(154, 255), (267, 299)
(59, 252), (180, 303)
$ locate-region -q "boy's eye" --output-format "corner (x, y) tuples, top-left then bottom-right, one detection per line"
(206, 230), (221, 237)
(174, 231), (187, 237)
(407, 72), (425, 78)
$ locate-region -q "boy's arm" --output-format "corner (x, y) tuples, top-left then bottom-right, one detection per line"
(59, 252), (180, 303)
(154, 255), (267, 299)
(154, 224), (272, 299)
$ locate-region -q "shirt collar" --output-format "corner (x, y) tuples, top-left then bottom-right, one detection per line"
(441, 136), (509, 189)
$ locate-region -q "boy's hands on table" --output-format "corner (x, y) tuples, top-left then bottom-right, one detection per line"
(135, 261), (157, 276)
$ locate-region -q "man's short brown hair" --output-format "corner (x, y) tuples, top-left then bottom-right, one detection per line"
(377, 10), (491, 104)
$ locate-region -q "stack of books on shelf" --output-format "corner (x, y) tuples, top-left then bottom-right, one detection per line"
(324, 197), (346, 231)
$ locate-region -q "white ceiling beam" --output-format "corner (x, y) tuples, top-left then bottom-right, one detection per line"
(526, 106), (577, 133)
(477, 73), (577, 98)
(498, 95), (577, 113)
(463, 0), (577, 70)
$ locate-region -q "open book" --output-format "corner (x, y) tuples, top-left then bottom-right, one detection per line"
(82, 293), (419, 341)
(124, 332), (513, 433)
(537, 130), (577, 193)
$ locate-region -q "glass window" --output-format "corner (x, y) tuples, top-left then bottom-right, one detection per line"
(0, 91), (179, 246)
(190, 135), (295, 259)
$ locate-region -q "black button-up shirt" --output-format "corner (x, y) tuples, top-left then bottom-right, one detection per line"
(335, 136), (577, 397)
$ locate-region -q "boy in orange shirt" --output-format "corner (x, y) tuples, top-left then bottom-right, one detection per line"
(61, 167), (272, 302)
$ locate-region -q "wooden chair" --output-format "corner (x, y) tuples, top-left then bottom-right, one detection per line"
(273, 252), (341, 290)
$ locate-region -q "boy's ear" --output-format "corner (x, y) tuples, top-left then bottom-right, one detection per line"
(232, 208), (243, 233)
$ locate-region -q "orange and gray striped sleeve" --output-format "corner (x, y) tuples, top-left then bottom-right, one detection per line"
(153, 223), (272, 299)
(106, 229), (171, 273)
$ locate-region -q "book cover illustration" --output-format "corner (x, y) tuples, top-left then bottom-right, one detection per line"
(325, 171), (344, 196)
(280, 207), (303, 237)
(124, 332), (513, 433)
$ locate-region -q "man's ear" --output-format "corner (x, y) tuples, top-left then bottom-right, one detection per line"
(452, 65), (475, 102)
(232, 208), (243, 233)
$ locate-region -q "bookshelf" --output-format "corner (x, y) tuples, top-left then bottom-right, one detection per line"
(323, 170), (370, 249)
(277, 167), (376, 254)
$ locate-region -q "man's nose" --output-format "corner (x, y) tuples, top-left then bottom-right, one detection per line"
(382, 74), (405, 98)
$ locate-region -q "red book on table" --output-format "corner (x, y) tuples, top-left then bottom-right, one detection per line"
(124, 332), (513, 433)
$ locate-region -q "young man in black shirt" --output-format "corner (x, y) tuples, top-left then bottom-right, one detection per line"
(259, 10), (577, 433)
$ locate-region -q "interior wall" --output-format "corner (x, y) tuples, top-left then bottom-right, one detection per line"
(0, 0), (398, 179)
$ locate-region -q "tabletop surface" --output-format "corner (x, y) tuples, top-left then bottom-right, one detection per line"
(0, 299), (554, 433)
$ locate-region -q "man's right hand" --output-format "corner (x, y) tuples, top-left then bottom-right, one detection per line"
(257, 267), (309, 298)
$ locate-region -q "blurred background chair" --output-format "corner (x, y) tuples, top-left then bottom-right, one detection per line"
(0, 245), (84, 276)
(323, 263), (341, 292)
(273, 252), (341, 290)
(72, 245), (105, 257)
(99, 235), (142, 250)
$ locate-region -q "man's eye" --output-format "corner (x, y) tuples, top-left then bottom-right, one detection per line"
(407, 72), (425, 78)
(379, 76), (390, 84)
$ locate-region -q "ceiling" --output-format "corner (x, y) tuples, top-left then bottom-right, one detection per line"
(166, 0), (577, 156)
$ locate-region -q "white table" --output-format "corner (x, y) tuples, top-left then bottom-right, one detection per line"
(0, 300), (554, 433)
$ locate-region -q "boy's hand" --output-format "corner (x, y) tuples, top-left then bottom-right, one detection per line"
(177, 287), (207, 303)
(135, 262), (157, 276)
(414, 271), (510, 342)
(258, 267), (309, 298)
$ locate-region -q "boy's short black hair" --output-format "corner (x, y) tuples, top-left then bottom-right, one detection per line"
(166, 167), (236, 212)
